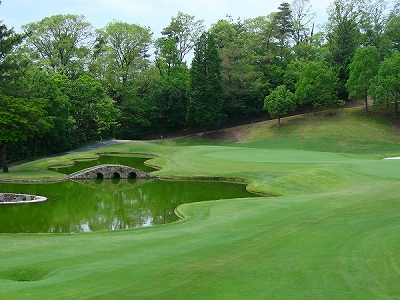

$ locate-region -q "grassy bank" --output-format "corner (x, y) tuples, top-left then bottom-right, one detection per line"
(1, 106), (400, 299)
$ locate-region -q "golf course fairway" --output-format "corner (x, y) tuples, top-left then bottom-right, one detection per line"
(1, 108), (400, 299)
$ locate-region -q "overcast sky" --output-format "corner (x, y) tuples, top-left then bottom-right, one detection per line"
(1, 0), (330, 36)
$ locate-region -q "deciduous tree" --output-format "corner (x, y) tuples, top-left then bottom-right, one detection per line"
(242, 16), (280, 97)
(264, 85), (296, 125)
(22, 14), (93, 78)
(153, 37), (189, 134)
(346, 46), (380, 113)
(161, 11), (205, 61)
(369, 51), (400, 117)
(56, 74), (120, 143)
(295, 61), (339, 113)
(28, 71), (74, 153)
(0, 95), (51, 172)
(94, 21), (152, 102)
(210, 18), (263, 119)
(358, 0), (390, 50)
(383, 14), (400, 54)
(291, 0), (316, 45)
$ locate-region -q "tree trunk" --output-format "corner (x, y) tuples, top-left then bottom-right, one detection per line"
(278, 117), (281, 126)
(31, 134), (38, 159)
(1, 141), (9, 173)
(364, 93), (369, 114)
(395, 100), (398, 118)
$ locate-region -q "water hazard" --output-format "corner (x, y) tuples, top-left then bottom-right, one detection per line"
(0, 155), (258, 233)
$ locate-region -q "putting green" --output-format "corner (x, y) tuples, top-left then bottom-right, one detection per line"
(205, 148), (353, 163)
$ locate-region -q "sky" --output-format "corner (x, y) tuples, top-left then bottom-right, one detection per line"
(1, 0), (331, 36)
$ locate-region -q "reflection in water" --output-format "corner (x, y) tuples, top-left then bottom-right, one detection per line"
(0, 179), (259, 233)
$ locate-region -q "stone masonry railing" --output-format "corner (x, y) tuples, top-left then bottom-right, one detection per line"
(67, 164), (156, 180)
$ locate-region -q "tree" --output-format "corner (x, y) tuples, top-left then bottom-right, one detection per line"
(28, 71), (74, 153)
(326, 0), (362, 99)
(273, 2), (294, 60)
(242, 16), (281, 98)
(94, 21), (152, 102)
(369, 51), (400, 117)
(291, 31), (328, 63)
(290, 0), (316, 45)
(57, 74), (120, 143)
(0, 95), (51, 172)
(117, 74), (158, 139)
(295, 61), (339, 113)
(264, 85), (296, 125)
(383, 14), (400, 54)
(22, 14), (93, 78)
(0, 9), (23, 64)
(358, 0), (390, 50)
(153, 37), (189, 134)
(346, 46), (380, 113)
(210, 18), (263, 120)
(0, 20), (24, 93)
(91, 22), (153, 139)
(187, 32), (224, 134)
(161, 11), (205, 61)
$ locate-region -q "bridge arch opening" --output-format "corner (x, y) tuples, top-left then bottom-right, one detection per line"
(112, 172), (121, 179)
(129, 172), (137, 179)
(96, 173), (104, 179)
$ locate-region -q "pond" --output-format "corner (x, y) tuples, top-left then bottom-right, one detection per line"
(48, 153), (157, 174)
(0, 155), (258, 233)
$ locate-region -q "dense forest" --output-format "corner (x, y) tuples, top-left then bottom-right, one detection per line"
(1, 0), (400, 172)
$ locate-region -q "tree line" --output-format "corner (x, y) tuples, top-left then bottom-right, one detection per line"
(1, 0), (400, 172)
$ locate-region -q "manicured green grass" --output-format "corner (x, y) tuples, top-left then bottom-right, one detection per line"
(1, 106), (400, 299)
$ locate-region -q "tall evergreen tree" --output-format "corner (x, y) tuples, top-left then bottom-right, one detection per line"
(187, 32), (224, 134)
(273, 2), (294, 60)
(0, 20), (24, 94)
(326, 0), (362, 100)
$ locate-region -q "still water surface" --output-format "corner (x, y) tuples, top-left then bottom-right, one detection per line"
(0, 155), (257, 233)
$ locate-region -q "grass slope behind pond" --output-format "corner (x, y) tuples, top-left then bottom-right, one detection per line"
(1, 106), (400, 299)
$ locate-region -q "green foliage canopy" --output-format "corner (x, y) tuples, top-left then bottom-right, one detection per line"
(346, 46), (380, 112)
(161, 11), (205, 61)
(264, 84), (296, 125)
(153, 37), (189, 134)
(0, 95), (51, 172)
(369, 51), (400, 117)
(187, 32), (224, 133)
(295, 61), (339, 112)
(22, 14), (93, 78)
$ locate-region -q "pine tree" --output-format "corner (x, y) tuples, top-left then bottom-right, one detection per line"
(0, 21), (24, 93)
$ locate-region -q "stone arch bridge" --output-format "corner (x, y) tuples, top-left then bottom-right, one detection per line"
(67, 164), (156, 180)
